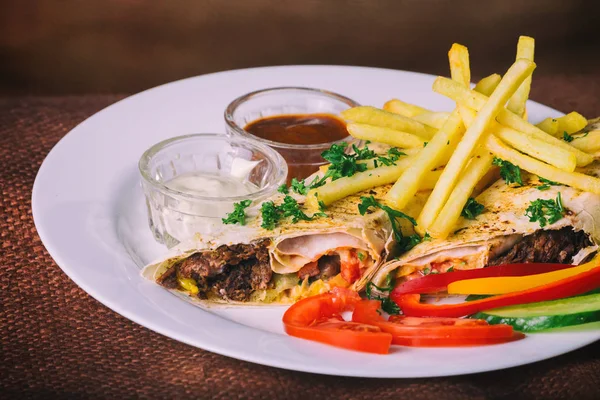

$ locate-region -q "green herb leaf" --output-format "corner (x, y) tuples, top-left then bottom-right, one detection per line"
(493, 157), (523, 186)
(222, 200), (252, 225)
(318, 200), (327, 212)
(461, 197), (484, 220)
(352, 143), (376, 160)
(423, 142), (428, 147)
(290, 178), (309, 195)
(447, 267), (454, 272)
(358, 196), (419, 252)
(365, 275), (400, 315)
(563, 131), (574, 142)
(525, 192), (565, 227)
(277, 184), (288, 194)
(423, 232), (432, 241)
(422, 267), (431, 275)
(536, 176), (561, 191)
(357, 252), (365, 261)
(260, 201), (281, 230)
(376, 147), (406, 166)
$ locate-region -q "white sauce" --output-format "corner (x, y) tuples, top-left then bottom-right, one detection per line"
(165, 172), (256, 197)
(156, 158), (262, 246)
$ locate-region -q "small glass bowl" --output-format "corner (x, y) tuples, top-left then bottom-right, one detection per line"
(139, 134), (287, 248)
(224, 87), (360, 181)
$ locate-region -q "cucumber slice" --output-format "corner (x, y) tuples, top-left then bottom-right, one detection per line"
(470, 293), (600, 332)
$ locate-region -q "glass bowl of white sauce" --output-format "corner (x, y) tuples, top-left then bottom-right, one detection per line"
(139, 134), (287, 248)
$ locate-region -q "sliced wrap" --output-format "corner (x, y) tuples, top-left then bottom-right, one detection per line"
(142, 185), (393, 305)
(371, 162), (600, 287)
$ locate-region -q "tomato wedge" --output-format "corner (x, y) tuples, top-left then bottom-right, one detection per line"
(282, 288), (392, 354)
(394, 263), (575, 295)
(351, 300), (522, 347)
(391, 262), (600, 318)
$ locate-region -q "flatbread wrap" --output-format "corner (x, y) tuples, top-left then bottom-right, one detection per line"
(142, 185), (394, 304)
(371, 162), (600, 287)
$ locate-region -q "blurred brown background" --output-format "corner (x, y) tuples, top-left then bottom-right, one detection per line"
(0, 0), (598, 95)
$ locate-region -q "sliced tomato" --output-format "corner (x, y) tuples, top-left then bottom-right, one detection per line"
(282, 288), (392, 354)
(352, 300), (522, 347)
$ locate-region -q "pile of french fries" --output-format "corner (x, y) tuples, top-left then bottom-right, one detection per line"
(307, 36), (600, 240)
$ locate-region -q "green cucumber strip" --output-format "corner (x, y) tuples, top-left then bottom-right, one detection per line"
(481, 293), (600, 318)
(540, 321), (600, 333)
(471, 309), (600, 332)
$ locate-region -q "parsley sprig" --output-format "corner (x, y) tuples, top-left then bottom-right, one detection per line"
(493, 157), (523, 186)
(222, 200), (252, 225)
(461, 197), (484, 220)
(260, 195), (326, 230)
(365, 274), (400, 315)
(358, 196), (421, 252)
(563, 131), (574, 142)
(525, 192), (565, 227)
(536, 176), (561, 191)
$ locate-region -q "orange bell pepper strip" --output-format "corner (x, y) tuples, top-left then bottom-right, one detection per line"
(391, 262), (600, 318)
(448, 256), (600, 295)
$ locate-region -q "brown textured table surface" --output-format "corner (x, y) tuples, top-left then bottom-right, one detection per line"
(2, 74), (600, 399)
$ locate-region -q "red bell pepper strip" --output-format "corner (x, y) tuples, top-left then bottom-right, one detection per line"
(394, 263), (575, 295)
(391, 263), (600, 318)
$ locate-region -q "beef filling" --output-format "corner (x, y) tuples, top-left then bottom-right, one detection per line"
(489, 227), (592, 266)
(157, 239), (272, 301)
(296, 255), (342, 281)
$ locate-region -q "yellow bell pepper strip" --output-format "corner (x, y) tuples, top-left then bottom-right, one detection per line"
(448, 257), (600, 295)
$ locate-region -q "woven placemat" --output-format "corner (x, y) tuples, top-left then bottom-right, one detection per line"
(1, 77), (600, 399)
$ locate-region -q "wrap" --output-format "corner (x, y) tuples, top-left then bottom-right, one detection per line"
(371, 162), (600, 287)
(142, 185), (394, 305)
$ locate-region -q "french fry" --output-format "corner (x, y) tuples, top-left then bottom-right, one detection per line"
(535, 117), (559, 135)
(491, 123), (577, 172)
(305, 156), (439, 208)
(413, 111), (450, 130)
(427, 150), (494, 238)
(418, 59), (536, 232)
(449, 43), (471, 87)
(346, 123), (425, 148)
(485, 135), (600, 194)
(570, 130), (600, 153)
(557, 112), (587, 135)
(474, 74), (502, 96)
(341, 106), (434, 139)
(432, 77), (594, 166)
(507, 36), (535, 118)
(383, 99), (430, 117)
(385, 110), (465, 210)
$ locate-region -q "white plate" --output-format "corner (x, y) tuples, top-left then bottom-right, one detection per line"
(32, 65), (599, 378)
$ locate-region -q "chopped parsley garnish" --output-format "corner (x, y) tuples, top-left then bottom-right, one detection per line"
(290, 178), (309, 195)
(563, 131), (574, 142)
(357, 252), (366, 261)
(447, 267), (454, 272)
(493, 157), (523, 186)
(422, 267), (431, 275)
(352, 143), (376, 160)
(318, 200), (327, 212)
(423, 142), (428, 147)
(222, 200), (252, 225)
(376, 147), (406, 166)
(260, 195), (325, 230)
(277, 184), (288, 194)
(536, 176), (561, 191)
(358, 196), (420, 252)
(260, 201), (281, 230)
(309, 143), (372, 188)
(423, 232), (432, 241)
(365, 274), (400, 315)
(461, 197), (484, 220)
(525, 192), (565, 227)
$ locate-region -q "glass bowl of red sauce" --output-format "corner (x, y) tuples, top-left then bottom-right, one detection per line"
(224, 87), (360, 181)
